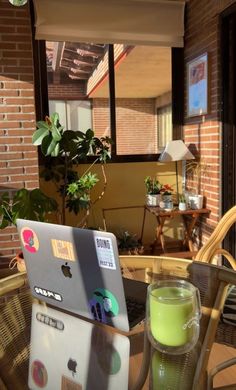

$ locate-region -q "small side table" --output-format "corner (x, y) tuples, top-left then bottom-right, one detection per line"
(141, 206), (211, 254)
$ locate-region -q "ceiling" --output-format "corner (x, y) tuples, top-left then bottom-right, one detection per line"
(46, 43), (171, 99)
(90, 46), (171, 98)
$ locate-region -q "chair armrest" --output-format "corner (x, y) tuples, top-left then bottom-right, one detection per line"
(207, 357), (236, 390)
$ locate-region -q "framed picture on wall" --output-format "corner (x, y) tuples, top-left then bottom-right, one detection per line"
(187, 53), (208, 117)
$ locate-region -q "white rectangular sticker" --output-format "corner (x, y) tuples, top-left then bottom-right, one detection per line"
(94, 236), (116, 270)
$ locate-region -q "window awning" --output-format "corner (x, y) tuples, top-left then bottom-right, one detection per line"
(33, 0), (185, 47)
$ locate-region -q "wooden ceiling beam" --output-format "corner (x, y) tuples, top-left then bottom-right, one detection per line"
(68, 72), (90, 80)
(52, 42), (65, 71)
(62, 53), (96, 67)
(76, 43), (105, 57)
(61, 60), (94, 74)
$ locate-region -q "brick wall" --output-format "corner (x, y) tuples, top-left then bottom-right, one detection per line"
(0, 0), (38, 265)
(184, 0), (235, 244)
(92, 98), (157, 154)
(48, 81), (86, 100)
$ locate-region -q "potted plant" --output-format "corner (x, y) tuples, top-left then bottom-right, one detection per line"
(32, 112), (112, 226)
(116, 230), (144, 255)
(144, 176), (162, 206)
(160, 184), (173, 202)
(0, 188), (57, 272)
(178, 193), (187, 211)
(185, 159), (209, 209)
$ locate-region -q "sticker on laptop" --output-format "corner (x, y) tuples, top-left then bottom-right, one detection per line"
(94, 236), (116, 270)
(61, 375), (82, 390)
(92, 328), (121, 375)
(89, 288), (119, 324)
(51, 239), (76, 261)
(36, 312), (64, 331)
(20, 227), (39, 253)
(31, 360), (48, 387)
(34, 286), (63, 302)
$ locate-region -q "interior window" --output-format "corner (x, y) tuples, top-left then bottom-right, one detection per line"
(157, 103), (172, 150)
(45, 41), (174, 160)
(49, 100), (92, 133)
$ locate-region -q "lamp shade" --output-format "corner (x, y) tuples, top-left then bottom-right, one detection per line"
(158, 140), (195, 162)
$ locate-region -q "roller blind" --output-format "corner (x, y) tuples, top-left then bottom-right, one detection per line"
(33, 0), (185, 47)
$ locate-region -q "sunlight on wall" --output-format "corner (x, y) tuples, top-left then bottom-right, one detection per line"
(40, 161), (184, 251)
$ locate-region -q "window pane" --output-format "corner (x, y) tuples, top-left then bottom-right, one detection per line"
(114, 45), (172, 155)
(49, 100), (67, 127)
(49, 100), (92, 133)
(157, 103), (173, 150)
(46, 41), (109, 137)
(46, 41), (173, 157)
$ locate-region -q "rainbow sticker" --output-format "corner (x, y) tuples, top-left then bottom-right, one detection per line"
(20, 227), (39, 253)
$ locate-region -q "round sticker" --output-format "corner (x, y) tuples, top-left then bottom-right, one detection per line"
(93, 288), (119, 317)
(31, 360), (48, 388)
(20, 227), (39, 253)
(99, 347), (121, 375)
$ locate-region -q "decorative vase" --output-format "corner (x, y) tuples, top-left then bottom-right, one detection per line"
(188, 195), (203, 210)
(162, 194), (172, 203)
(164, 201), (174, 210)
(146, 194), (161, 206)
(179, 202), (187, 211)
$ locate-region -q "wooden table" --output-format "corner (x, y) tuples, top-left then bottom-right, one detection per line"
(142, 206), (210, 254)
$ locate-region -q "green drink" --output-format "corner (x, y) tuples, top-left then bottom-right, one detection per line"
(150, 286), (194, 347)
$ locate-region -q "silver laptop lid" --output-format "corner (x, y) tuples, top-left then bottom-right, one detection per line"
(29, 301), (130, 389)
(16, 219), (132, 331)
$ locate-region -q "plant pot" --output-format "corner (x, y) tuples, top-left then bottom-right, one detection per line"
(162, 194), (172, 203)
(9, 251), (26, 273)
(146, 194), (161, 206)
(179, 202), (187, 211)
(188, 195), (203, 210)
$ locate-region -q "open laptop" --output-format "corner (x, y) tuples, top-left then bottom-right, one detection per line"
(16, 219), (147, 332)
(29, 301), (130, 390)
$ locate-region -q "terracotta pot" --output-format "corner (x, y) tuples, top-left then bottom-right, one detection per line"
(9, 251), (26, 272)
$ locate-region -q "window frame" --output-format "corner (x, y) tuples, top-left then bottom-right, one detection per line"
(31, 0), (184, 164)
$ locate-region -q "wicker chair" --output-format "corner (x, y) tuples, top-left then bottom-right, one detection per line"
(193, 205), (236, 389)
(195, 205), (236, 269)
(0, 257), (236, 390)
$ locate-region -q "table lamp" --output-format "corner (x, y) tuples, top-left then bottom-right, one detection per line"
(158, 140), (195, 204)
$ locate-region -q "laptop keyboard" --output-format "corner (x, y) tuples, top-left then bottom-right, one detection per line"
(125, 296), (146, 326)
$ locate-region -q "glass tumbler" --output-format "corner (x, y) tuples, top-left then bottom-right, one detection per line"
(146, 279), (201, 355)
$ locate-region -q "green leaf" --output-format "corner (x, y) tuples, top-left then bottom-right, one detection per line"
(36, 121), (50, 130)
(51, 112), (60, 126)
(51, 142), (60, 157)
(32, 128), (49, 145)
(86, 128), (94, 139)
(46, 138), (58, 156)
(41, 134), (52, 156)
(51, 124), (62, 142)
(41, 135), (58, 156)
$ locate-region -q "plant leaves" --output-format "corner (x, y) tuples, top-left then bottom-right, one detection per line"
(32, 128), (49, 145)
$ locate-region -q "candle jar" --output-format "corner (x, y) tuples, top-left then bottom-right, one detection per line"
(146, 279), (201, 355)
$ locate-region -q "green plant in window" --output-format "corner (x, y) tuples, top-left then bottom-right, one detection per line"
(179, 193), (186, 203)
(32, 112), (112, 226)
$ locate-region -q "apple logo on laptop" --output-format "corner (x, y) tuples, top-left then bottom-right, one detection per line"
(61, 262), (72, 278)
(67, 358), (77, 377)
